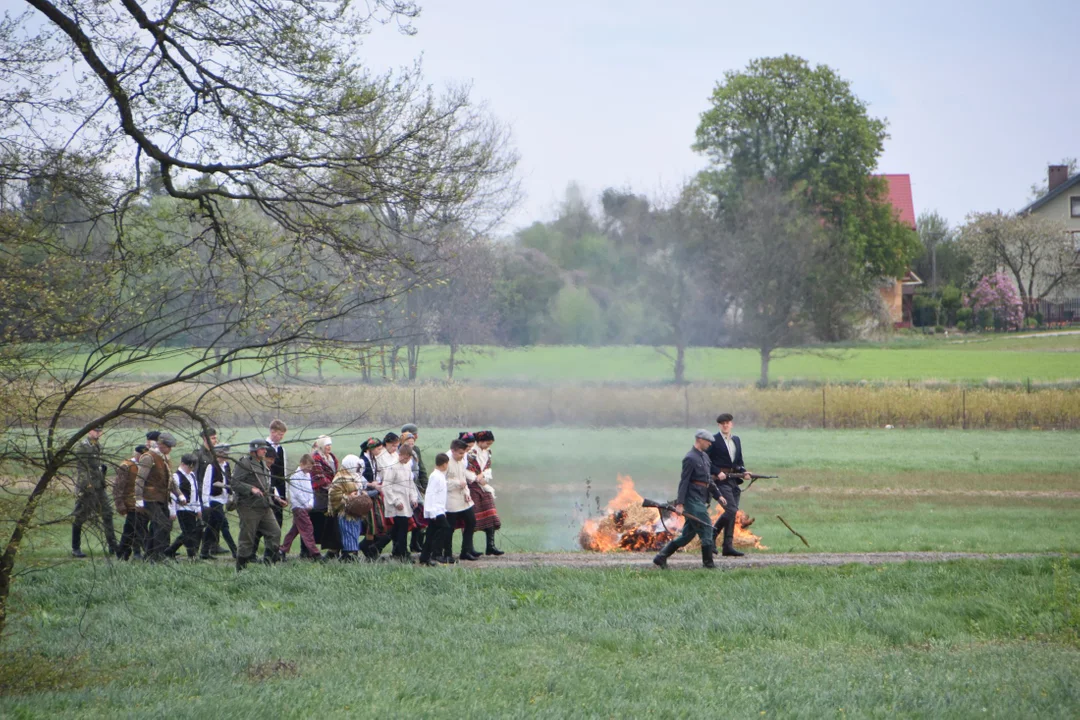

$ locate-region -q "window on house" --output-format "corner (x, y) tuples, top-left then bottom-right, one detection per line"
(1072, 196), (1080, 218)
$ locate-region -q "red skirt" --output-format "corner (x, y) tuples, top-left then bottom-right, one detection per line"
(468, 481), (501, 531)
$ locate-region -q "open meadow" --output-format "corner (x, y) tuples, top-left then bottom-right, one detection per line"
(2, 427), (1078, 716)
(61, 332), (1080, 384)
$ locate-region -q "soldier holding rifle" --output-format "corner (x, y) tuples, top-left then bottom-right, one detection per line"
(652, 430), (725, 570)
(709, 412), (749, 557)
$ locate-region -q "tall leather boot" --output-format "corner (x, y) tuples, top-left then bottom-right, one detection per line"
(652, 541), (678, 569)
(235, 555), (250, 572)
(71, 525), (86, 558)
(485, 529), (505, 556)
(702, 546), (717, 569)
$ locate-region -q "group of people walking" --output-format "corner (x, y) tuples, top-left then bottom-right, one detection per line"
(69, 420), (506, 571)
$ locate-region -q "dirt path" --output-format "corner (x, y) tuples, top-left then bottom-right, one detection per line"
(465, 551), (1066, 570)
(754, 487), (1080, 499)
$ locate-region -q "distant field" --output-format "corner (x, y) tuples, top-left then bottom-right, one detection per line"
(62, 333), (1080, 383)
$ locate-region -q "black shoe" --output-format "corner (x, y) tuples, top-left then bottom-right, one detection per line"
(438, 555), (457, 565)
(702, 547), (717, 569)
(422, 558), (439, 567)
(721, 548), (745, 557)
(199, 553), (212, 560)
(71, 549), (87, 559)
(652, 553), (668, 569)
(485, 541), (505, 556)
(459, 552), (480, 561)
(211, 546), (228, 555)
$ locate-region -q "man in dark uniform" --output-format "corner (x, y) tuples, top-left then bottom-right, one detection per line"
(708, 412), (751, 557)
(232, 439), (286, 571)
(652, 430), (725, 570)
(71, 423), (118, 558)
(265, 419), (288, 529)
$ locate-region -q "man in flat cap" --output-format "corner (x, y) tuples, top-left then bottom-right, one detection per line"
(652, 429), (726, 570)
(135, 431), (180, 562)
(71, 423), (118, 558)
(232, 438), (286, 571)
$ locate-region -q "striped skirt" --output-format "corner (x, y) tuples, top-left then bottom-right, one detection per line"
(468, 481), (501, 531)
(337, 516), (363, 552)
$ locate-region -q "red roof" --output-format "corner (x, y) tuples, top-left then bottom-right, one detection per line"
(876, 174), (916, 228)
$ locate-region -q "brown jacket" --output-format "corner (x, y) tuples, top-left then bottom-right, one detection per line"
(113, 458), (139, 514)
(136, 450), (174, 504)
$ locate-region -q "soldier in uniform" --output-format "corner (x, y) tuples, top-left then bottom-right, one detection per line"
(232, 439), (287, 571)
(71, 423), (118, 558)
(709, 413), (751, 558)
(652, 429), (726, 570)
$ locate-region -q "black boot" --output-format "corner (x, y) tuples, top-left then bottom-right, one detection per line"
(71, 526), (86, 558)
(721, 545), (745, 557)
(653, 541), (677, 569)
(235, 555), (250, 572)
(702, 546), (717, 569)
(485, 529), (505, 556)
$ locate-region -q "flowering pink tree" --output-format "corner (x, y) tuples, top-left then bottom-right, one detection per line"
(969, 271), (1024, 330)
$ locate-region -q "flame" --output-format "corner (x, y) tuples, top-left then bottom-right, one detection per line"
(578, 475), (765, 552)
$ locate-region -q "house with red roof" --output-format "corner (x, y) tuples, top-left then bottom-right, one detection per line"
(876, 174), (923, 327)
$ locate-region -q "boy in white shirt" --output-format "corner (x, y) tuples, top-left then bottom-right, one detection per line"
(280, 454), (322, 561)
(382, 445), (419, 561)
(166, 454), (200, 560)
(419, 453), (451, 566)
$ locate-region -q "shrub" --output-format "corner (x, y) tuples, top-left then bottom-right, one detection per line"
(935, 325), (945, 334)
(956, 307), (973, 325)
(957, 320), (967, 331)
(970, 272), (1023, 331)
(1024, 317), (1039, 329)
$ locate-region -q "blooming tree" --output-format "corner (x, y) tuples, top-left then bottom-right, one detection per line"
(969, 271), (1024, 330)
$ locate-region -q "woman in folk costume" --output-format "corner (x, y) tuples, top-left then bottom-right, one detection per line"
(466, 430), (504, 556)
(357, 437), (391, 561)
(328, 454), (365, 561)
(310, 435), (340, 558)
(444, 436), (480, 561)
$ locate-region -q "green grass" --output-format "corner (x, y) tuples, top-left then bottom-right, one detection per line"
(27, 427), (1080, 555)
(62, 333), (1080, 384)
(1, 559), (1078, 716)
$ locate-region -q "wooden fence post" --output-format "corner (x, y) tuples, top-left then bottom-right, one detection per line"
(412, 387), (417, 424)
(962, 388), (967, 430)
(821, 386), (826, 429)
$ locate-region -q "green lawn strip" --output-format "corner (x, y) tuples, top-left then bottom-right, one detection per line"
(1, 560), (1077, 716)
(65, 339), (1080, 383)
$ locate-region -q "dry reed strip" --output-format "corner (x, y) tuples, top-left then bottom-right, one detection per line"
(11, 383), (1080, 430)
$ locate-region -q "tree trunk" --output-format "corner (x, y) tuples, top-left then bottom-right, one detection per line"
(0, 466), (59, 638)
(316, 356), (324, 382)
(407, 343), (419, 382)
(759, 347), (771, 388)
(447, 343), (457, 381)
(674, 341), (685, 385)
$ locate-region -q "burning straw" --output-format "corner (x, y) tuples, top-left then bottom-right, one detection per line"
(579, 475), (765, 552)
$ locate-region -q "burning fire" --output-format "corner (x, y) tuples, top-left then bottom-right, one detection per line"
(579, 475), (765, 552)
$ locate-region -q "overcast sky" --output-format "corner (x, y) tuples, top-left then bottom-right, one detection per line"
(358, 0), (1079, 234)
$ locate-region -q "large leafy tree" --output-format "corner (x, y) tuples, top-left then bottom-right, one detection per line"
(694, 55), (919, 338)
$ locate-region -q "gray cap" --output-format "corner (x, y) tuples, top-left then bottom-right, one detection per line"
(401, 423), (419, 435)
(157, 432), (177, 448)
(249, 438), (271, 451)
(694, 429), (714, 442)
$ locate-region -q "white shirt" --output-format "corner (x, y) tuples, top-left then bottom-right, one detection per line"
(444, 452), (472, 512)
(287, 469), (314, 510)
(202, 460), (231, 506)
(174, 468), (199, 513)
(424, 468), (448, 518)
(382, 461), (418, 518)
(722, 434), (736, 466)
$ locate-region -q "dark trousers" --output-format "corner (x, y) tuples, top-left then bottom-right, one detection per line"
(272, 479), (286, 529)
(306, 509), (327, 557)
(390, 516), (411, 558)
(72, 486), (117, 552)
(662, 498), (714, 553)
(712, 482), (741, 551)
(118, 510), (148, 559)
(421, 514), (450, 562)
(167, 512), (201, 558)
(445, 507), (476, 558)
(144, 501), (172, 561)
(200, 503), (236, 558)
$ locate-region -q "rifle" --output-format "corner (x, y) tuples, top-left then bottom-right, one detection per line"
(641, 498), (713, 528)
(718, 467), (778, 490)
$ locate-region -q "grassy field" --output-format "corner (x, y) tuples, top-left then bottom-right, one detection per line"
(64, 332), (1080, 384)
(1, 558), (1077, 716)
(3, 427), (1079, 715)
(33, 427), (1080, 555)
